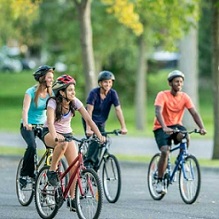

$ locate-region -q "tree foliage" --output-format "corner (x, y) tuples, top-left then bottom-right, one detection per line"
(0, 0), (40, 45)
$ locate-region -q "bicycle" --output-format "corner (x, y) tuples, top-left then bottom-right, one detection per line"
(16, 125), (67, 206)
(84, 129), (122, 203)
(147, 129), (201, 204)
(34, 135), (103, 219)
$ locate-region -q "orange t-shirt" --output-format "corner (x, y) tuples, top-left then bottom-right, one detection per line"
(153, 90), (194, 130)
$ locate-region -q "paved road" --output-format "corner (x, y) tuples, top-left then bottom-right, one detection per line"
(0, 156), (218, 219)
(0, 132), (214, 159)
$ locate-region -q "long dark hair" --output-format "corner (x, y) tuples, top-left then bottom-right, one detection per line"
(46, 89), (76, 122)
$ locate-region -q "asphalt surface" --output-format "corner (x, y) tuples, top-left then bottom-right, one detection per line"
(0, 156), (218, 219)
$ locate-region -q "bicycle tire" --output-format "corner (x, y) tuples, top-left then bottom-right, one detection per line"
(102, 154), (121, 203)
(16, 158), (34, 206)
(179, 155), (201, 204)
(147, 153), (166, 200)
(35, 166), (59, 219)
(75, 168), (103, 219)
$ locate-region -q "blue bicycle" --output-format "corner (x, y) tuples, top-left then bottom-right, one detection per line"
(147, 129), (201, 204)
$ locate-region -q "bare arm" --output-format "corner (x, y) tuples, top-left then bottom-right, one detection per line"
(79, 106), (105, 142)
(114, 105), (127, 134)
(46, 106), (59, 141)
(22, 93), (32, 130)
(85, 104), (94, 135)
(155, 105), (173, 134)
(188, 108), (207, 135)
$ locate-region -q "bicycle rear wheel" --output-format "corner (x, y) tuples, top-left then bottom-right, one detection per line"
(35, 166), (59, 219)
(102, 154), (121, 203)
(75, 168), (103, 219)
(147, 153), (166, 200)
(16, 158), (34, 206)
(179, 155), (201, 204)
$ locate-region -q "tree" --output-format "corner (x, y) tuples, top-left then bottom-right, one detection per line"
(180, 26), (199, 129)
(212, 0), (219, 159)
(73, 0), (96, 95)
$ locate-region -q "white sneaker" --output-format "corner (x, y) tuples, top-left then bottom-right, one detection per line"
(156, 181), (167, 194)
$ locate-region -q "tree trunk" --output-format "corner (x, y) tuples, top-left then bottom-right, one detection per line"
(212, 0), (219, 159)
(73, 0), (96, 96)
(179, 26), (199, 129)
(135, 34), (147, 130)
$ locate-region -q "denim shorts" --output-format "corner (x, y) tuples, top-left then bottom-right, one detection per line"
(153, 125), (186, 149)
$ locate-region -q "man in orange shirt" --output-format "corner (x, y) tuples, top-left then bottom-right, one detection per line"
(153, 70), (207, 194)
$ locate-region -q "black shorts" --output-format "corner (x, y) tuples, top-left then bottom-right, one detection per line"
(42, 127), (73, 146)
(153, 125), (186, 149)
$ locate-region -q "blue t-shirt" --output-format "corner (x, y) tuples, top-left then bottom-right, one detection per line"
(86, 87), (120, 125)
(21, 86), (51, 124)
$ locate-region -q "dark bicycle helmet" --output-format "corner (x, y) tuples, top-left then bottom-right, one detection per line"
(98, 71), (115, 83)
(52, 74), (76, 93)
(33, 65), (55, 81)
(167, 70), (185, 82)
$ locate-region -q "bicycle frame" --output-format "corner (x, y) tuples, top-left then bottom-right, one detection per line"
(59, 151), (84, 198)
(58, 137), (96, 199)
(167, 137), (193, 184)
(34, 148), (53, 175)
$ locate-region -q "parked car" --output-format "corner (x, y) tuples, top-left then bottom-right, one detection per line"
(0, 52), (23, 72)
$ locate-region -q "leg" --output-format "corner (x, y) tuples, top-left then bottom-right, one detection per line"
(20, 125), (37, 177)
(157, 146), (170, 179)
(64, 141), (78, 199)
(44, 133), (68, 186)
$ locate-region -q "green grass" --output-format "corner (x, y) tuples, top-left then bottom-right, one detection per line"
(0, 71), (213, 136)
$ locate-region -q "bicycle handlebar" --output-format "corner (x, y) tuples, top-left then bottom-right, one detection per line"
(173, 128), (200, 134)
(101, 129), (121, 136)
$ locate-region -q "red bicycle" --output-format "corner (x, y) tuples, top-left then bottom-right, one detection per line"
(34, 135), (103, 219)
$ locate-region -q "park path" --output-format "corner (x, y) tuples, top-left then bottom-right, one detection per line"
(0, 132), (213, 159)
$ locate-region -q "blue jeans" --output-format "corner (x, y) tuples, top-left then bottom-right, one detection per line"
(20, 124), (40, 177)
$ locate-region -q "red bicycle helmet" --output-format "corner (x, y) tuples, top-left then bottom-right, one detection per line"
(52, 74), (76, 92)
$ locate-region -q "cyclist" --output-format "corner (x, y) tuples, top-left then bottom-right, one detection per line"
(42, 74), (105, 211)
(19, 65), (55, 187)
(153, 70), (207, 194)
(83, 70), (127, 170)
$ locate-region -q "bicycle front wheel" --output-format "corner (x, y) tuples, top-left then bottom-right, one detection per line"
(179, 155), (201, 204)
(147, 153), (166, 200)
(35, 166), (59, 219)
(102, 154), (121, 203)
(75, 168), (103, 219)
(16, 158), (34, 206)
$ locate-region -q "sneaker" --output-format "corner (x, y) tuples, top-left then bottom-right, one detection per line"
(46, 171), (59, 186)
(67, 198), (76, 212)
(156, 181), (167, 194)
(19, 176), (27, 189)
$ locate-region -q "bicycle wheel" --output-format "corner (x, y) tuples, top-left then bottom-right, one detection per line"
(16, 158), (34, 206)
(35, 166), (59, 219)
(179, 155), (201, 204)
(147, 153), (166, 200)
(75, 168), (103, 219)
(102, 154), (121, 203)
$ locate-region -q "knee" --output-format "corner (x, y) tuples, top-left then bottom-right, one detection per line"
(160, 147), (169, 158)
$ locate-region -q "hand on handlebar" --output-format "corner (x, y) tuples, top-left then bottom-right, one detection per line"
(163, 127), (174, 135)
(199, 128), (207, 135)
(120, 128), (128, 135)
